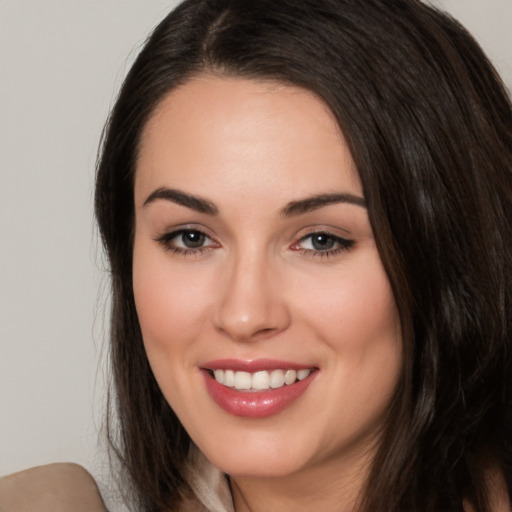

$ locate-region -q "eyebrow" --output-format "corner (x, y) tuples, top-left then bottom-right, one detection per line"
(281, 193), (366, 216)
(143, 187), (366, 216)
(143, 187), (218, 215)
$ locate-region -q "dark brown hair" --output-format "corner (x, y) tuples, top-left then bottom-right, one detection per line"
(95, 1), (512, 510)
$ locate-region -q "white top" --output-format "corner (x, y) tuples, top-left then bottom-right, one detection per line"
(181, 447), (234, 512)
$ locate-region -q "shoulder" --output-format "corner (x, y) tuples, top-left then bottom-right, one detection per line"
(486, 468), (511, 512)
(464, 467), (511, 512)
(0, 463), (107, 512)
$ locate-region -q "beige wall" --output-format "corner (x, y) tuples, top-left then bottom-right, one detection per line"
(0, 0), (510, 508)
(433, 0), (512, 86)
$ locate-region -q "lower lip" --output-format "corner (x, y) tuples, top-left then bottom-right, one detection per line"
(202, 370), (316, 418)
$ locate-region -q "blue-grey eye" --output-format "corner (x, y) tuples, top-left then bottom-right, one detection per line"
(294, 231), (354, 254)
(310, 233), (336, 250)
(180, 230), (206, 248)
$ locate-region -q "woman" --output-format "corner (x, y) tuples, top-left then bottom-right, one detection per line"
(95, 0), (512, 510)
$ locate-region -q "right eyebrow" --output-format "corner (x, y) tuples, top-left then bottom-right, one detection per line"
(281, 192), (366, 217)
(142, 187), (219, 215)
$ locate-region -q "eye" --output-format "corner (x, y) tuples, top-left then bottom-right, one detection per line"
(155, 228), (218, 255)
(176, 230), (207, 248)
(291, 231), (354, 256)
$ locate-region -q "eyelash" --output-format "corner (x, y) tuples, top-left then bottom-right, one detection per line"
(155, 229), (218, 256)
(155, 229), (354, 258)
(292, 231), (354, 258)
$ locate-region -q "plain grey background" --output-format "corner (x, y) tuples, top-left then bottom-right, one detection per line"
(0, 0), (511, 507)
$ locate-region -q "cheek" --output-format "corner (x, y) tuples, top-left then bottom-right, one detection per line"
(292, 252), (402, 422)
(325, 265), (401, 382)
(131, 239), (211, 372)
(295, 252), (399, 349)
(341, 273), (398, 345)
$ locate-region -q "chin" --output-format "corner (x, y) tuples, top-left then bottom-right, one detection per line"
(210, 453), (308, 480)
(194, 425), (316, 479)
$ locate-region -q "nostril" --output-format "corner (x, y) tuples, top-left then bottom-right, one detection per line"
(250, 326), (281, 341)
(214, 323), (281, 342)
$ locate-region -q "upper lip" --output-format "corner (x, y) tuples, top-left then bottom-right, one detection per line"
(201, 358), (316, 372)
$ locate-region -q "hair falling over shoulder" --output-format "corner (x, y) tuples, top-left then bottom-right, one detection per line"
(95, 0), (512, 510)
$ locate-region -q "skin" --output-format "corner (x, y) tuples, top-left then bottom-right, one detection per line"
(132, 75), (402, 512)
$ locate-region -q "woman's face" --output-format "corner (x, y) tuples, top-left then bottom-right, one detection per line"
(133, 76), (402, 480)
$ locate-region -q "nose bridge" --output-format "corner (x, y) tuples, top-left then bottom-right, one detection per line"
(214, 244), (289, 341)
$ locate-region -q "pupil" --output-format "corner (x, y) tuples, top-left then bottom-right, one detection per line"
(312, 234), (335, 250)
(182, 231), (205, 248)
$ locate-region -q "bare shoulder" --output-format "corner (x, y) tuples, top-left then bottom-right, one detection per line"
(487, 468), (511, 512)
(464, 467), (511, 512)
(0, 463), (107, 512)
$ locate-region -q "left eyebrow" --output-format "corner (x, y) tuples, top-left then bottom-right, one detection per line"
(143, 187), (218, 215)
(281, 193), (366, 217)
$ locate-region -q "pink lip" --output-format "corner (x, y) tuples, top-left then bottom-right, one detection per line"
(200, 361), (317, 418)
(201, 358), (313, 372)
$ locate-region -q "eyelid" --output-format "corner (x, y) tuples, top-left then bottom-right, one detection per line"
(154, 225), (220, 255)
(153, 224), (354, 258)
(290, 229), (355, 257)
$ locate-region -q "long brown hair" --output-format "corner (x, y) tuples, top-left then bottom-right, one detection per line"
(95, 1), (512, 510)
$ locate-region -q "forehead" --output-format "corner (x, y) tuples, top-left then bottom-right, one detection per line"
(135, 75), (362, 204)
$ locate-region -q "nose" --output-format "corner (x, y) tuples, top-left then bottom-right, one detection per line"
(213, 251), (291, 342)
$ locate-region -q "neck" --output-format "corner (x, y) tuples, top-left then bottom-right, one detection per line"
(229, 449), (372, 512)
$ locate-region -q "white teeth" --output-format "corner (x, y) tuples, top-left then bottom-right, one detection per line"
(234, 371), (252, 390)
(224, 369), (235, 387)
(284, 369), (297, 385)
(252, 371), (270, 390)
(213, 369), (224, 384)
(211, 368), (313, 390)
(297, 369), (311, 381)
(270, 369), (285, 388)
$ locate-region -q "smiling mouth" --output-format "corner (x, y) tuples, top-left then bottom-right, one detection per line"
(202, 362), (318, 418)
(208, 368), (314, 391)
